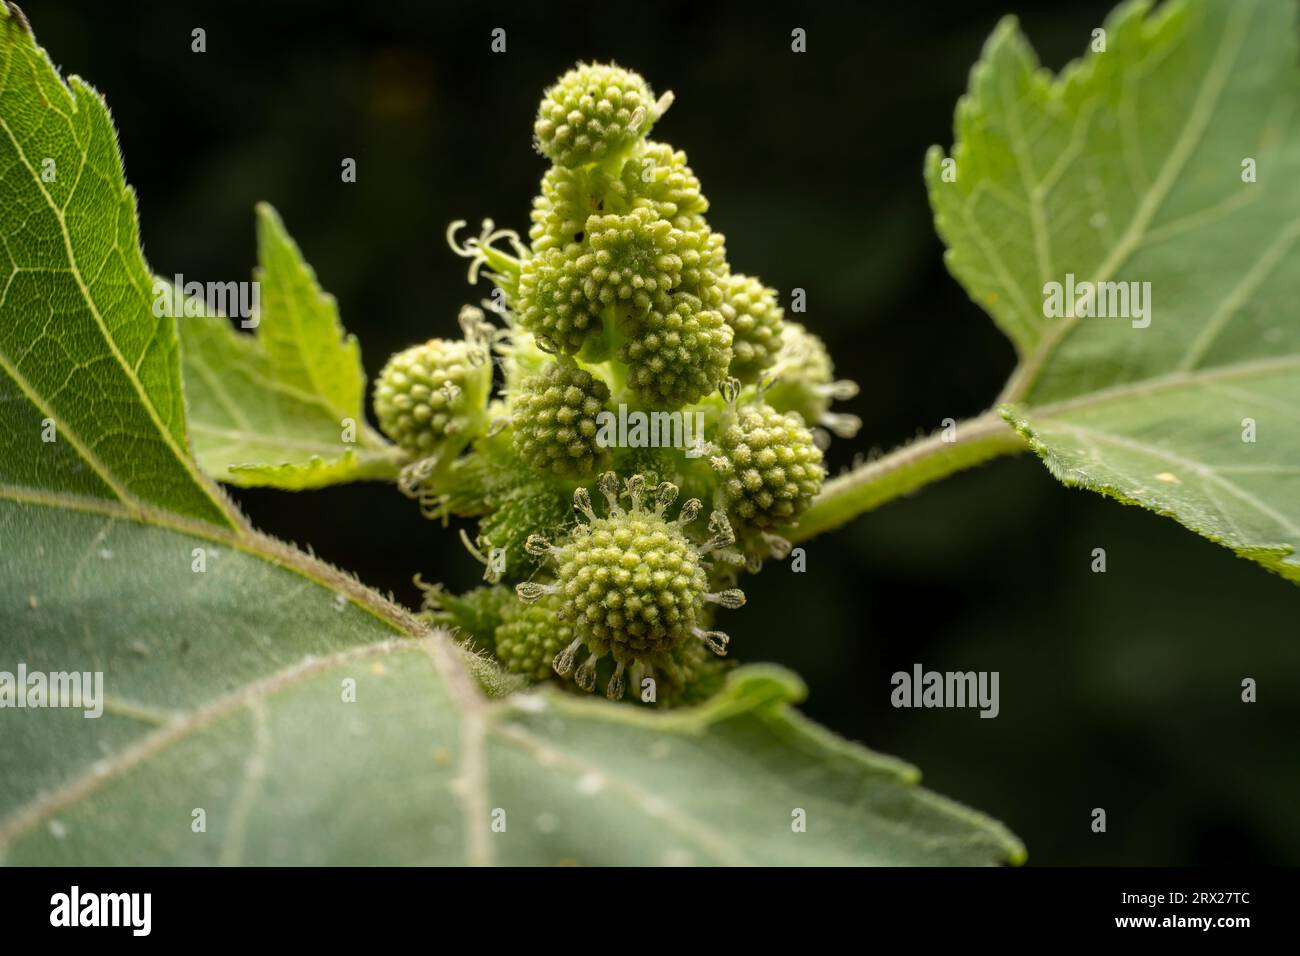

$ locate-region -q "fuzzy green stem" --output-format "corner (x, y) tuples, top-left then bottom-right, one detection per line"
(785, 409), (1026, 544)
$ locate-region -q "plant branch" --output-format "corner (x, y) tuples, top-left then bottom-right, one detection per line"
(786, 409), (1026, 543)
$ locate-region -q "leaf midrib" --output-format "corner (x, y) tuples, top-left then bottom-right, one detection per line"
(1024, 353), (1300, 421)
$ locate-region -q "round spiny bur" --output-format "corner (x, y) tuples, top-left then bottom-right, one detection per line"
(621, 292), (732, 409)
(516, 246), (597, 354)
(615, 140), (709, 222)
(516, 473), (744, 700)
(721, 274), (784, 384)
(374, 338), (492, 456)
(766, 320), (861, 438)
(529, 165), (606, 253)
(534, 63), (659, 169)
(712, 402), (825, 529)
(576, 207), (683, 313)
(495, 593), (574, 681)
(511, 360), (612, 478)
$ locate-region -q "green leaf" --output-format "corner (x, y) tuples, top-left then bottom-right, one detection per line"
(927, 0), (1300, 582)
(0, 12), (1023, 865)
(178, 204), (403, 489)
(0, 12), (230, 528)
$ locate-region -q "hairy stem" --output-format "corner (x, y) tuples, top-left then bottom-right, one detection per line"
(786, 409), (1026, 543)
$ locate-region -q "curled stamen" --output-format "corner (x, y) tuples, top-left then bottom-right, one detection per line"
(415, 489), (451, 524)
(445, 218), (526, 284)
(598, 471), (622, 513)
(699, 511), (736, 552)
(676, 497), (702, 526)
(706, 588), (746, 609)
(693, 628), (730, 656)
(486, 416), (509, 438)
(719, 377), (742, 405)
(762, 533), (793, 560)
(439, 381), (462, 404)
(553, 636), (584, 676)
(397, 456), (438, 500)
(458, 527), (489, 564)
(654, 481), (678, 516)
(575, 652), (600, 691)
(524, 534), (555, 557)
(515, 581), (555, 603)
(822, 411), (863, 438)
(824, 379), (860, 401)
(445, 219), (473, 257)
(627, 105), (648, 133)
(625, 474), (646, 511)
(573, 486), (597, 522)
(535, 334), (560, 356)
(606, 661), (627, 701)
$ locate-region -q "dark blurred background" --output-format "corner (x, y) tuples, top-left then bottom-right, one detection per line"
(31, 0), (1299, 865)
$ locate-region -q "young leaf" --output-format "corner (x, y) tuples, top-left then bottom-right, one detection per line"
(927, 0), (1300, 582)
(0, 11), (1023, 865)
(178, 204), (404, 489)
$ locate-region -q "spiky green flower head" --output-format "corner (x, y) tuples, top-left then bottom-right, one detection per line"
(765, 320), (862, 439)
(710, 385), (825, 530)
(577, 207), (685, 313)
(516, 245), (594, 354)
(495, 592), (575, 681)
(511, 358), (612, 478)
(517, 473), (744, 700)
(621, 291), (732, 408)
(721, 273), (784, 384)
(614, 140), (709, 223)
(534, 63), (669, 169)
(374, 324), (494, 458)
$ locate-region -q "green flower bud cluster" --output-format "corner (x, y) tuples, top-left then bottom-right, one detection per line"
(534, 63), (665, 169)
(711, 397), (826, 529)
(515, 63), (735, 412)
(613, 141), (708, 224)
(621, 292), (731, 408)
(721, 274), (784, 384)
(511, 359), (612, 477)
(517, 474), (743, 700)
(386, 62), (862, 705)
(495, 592), (575, 681)
(374, 334), (492, 458)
